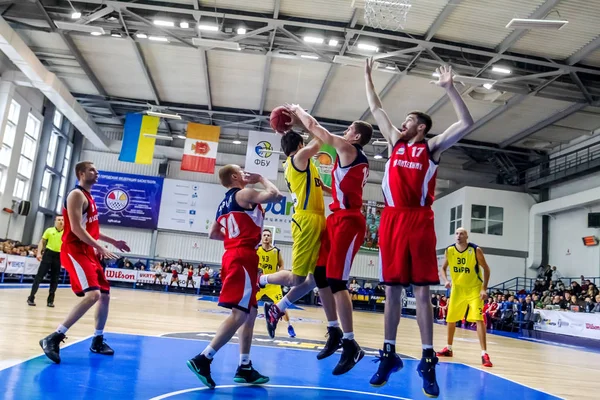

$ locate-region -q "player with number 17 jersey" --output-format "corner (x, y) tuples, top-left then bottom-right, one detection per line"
(215, 188), (264, 311)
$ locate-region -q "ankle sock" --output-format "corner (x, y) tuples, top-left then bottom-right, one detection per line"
(56, 325), (68, 335)
(201, 346), (216, 360)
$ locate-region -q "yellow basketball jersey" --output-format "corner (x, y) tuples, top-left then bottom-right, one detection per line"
(447, 243), (482, 288)
(257, 245), (280, 275)
(284, 156), (324, 214)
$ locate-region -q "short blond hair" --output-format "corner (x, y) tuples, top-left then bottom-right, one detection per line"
(218, 164), (239, 187)
(75, 161), (94, 179)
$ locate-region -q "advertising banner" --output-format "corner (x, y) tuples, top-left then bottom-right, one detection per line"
(92, 171), (163, 229)
(534, 310), (600, 340)
(244, 130), (281, 180)
(0, 255), (40, 275)
(361, 201), (384, 251)
(313, 143), (336, 187)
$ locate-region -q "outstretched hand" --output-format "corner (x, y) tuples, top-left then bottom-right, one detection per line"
(242, 172), (263, 185)
(365, 57), (375, 76)
(113, 240), (130, 252)
(430, 65), (454, 89)
(282, 104), (303, 128)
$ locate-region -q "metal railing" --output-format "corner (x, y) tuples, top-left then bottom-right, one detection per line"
(489, 277), (536, 293)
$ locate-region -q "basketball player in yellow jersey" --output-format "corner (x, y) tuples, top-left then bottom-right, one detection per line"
(259, 128), (339, 339)
(256, 229), (296, 338)
(437, 228), (493, 368)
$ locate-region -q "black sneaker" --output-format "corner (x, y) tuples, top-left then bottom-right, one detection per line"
(332, 339), (364, 376)
(369, 350), (403, 387)
(90, 335), (114, 355)
(233, 361), (270, 384)
(27, 298), (36, 306)
(417, 356), (440, 398)
(186, 355), (216, 389)
(39, 332), (66, 364)
(47, 303), (55, 308)
(264, 302), (282, 339)
(317, 326), (343, 360)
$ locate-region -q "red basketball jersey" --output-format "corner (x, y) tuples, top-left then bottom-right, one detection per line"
(382, 140), (438, 208)
(62, 185), (100, 246)
(216, 188), (264, 250)
(330, 144), (369, 212)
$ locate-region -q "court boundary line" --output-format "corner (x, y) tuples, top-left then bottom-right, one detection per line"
(149, 384), (412, 400)
(0, 335), (92, 372)
(458, 363), (564, 399)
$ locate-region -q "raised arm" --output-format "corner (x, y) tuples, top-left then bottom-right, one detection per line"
(427, 65), (474, 161)
(365, 58), (402, 146)
(293, 137), (323, 171)
(236, 173), (284, 207)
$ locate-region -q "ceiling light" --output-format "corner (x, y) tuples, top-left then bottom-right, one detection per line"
(111, 31), (122, 38)
(372, 140), (388, 145)
(374, 154), (383, 159)
(491, 66), (512, 75)
(146, 110), (182, 119)
(328, 39), (339, 46)
(333, 55), (380, 68)
(385, 66), (395, 70)
(148, 36), (169, 42)
(304, 36), (324, 44)
(506, 18), (568, 30)
(90, 31), (102, 36)
(71, 12), (82, 19)
(192, 38), (241, 50)
(197, 24), (219, 32)
(301, 54), (319, 60)
(176, 135), (187, 140)
(357, 43), (379, 52)
(483, 83), (494, 90)
(136, 33), (148, 39)
(237, 27), (247, 35)
(432, 72), (440, 77)
(154, 20), (175, 27)
(453, 75), (496, 86)
(232, 140), (242, 145)
(143, 134), (173, 141)
(180, 21), (190, 29)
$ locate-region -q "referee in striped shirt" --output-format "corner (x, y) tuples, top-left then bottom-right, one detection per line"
(27, 215), (64, 307)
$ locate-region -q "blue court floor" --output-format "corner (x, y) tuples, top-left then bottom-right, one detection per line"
(0, 333), (558, 400)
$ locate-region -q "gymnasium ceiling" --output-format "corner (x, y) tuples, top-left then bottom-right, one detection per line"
(3, 0), (600, 187)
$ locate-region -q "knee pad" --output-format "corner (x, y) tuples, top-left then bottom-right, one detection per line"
(327, 278), (348, 294)
(314, 266), (329, 289)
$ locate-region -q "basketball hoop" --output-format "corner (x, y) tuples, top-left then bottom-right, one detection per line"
(363, 0), (412, 31)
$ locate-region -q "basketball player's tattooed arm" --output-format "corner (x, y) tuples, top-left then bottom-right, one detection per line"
(285, 104), (358, 167)
(365, 58), (402, 146)
(441, 250), (451, 289)
(475, 247), (490, 300)
(65, 190), (118, 259)
(427, 65), (474, 161)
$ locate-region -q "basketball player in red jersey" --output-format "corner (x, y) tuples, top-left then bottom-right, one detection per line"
(365, 62), (474, 397)
(187, 164), (282, 389)
(285, 104), (372, 375)
(39, 161), (130, 364)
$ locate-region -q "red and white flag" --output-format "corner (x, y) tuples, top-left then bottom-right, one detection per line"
(181, 123), (220, 173)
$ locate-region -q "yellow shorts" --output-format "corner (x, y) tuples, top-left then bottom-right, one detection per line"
(446, 286), (484, 323)
(291, 211), (326, 277)
(256, 284), (283, 302)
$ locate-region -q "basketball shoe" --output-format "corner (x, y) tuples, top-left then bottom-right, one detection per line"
(90, 335), (114, 355)
(233, 362), (270, 384)
(369, 344), (403, 387)
(39, 332), (66, 364)
(287, 325), (296, 338)
(264, 302), (282, 338)
(317, 326), (343, 360)
(482, 353), (493, 367)
(436, 347), (453, 357)
(332, 339), (364, 375)
(417, 354), (440, 398)
(187, 354), (216, 389)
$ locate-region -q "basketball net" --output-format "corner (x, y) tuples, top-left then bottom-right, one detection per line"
(364, 0), (412, 31)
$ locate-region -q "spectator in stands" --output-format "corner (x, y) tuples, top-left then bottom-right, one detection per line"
(134, 260), (145, 271)
(587, 284), (599, 299)
(593, 295), (600, 313)
(583, 297), (595, 313)
(374, 284), (385, 295)
(438, 295), (448, 320)
(568, 293), (582, 310)
(552, 295), (567, 310)
(570, 281), (582, 297)
(484, 298), (499, 329)
(533, 293), (543, 309)
(551, 266), (562, 284)
(364, 281), (373, 290)
(581, 276), (589, 292)
(522, 295), (535, 329)
(533, 279), (545, 293)
(349, 278), (361, 293)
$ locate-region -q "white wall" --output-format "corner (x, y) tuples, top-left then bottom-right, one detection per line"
(432, 187), (466, 250)
(547, 172), (600, 278)
(486, 254), (527, 287)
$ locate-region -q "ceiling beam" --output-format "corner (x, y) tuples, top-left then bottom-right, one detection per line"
(76, 5), (115, 25)
(226, 24), (274, 42)
(424, 0), (463, 41)
(567, 35), (600, 65)
(258, 53), (272, 115)
(495, 0), (564, 54)
(570, 72), (594, 103)
(460, 94), (528, 138)
(499, 103), (588, 148)
(200, 48), (212, 112)
(496, 69), (566, 84)
(278, 27), (332, 60)
(120, 8), (196, 49)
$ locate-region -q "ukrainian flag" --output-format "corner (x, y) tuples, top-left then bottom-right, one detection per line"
(119, 114), (160, 164)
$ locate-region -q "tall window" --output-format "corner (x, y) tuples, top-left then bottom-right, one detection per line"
(46, 133), (59, 168)
(53, 110), (63, 129)
(449, 205), (463, 234)
(0, 100), (20, 193)
(56, 143), (72, 213)
(39, 170), (52, 208)
(471, 205), (504, 236)
(14, 114), (40, 200)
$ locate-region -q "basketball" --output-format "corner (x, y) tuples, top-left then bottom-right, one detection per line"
(269, 106), (292, 134)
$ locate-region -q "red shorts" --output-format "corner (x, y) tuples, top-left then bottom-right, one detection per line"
(61, 244), (110, 297)
(219, 248), (259, 313)
(324, 210), (366, 281)
(379, 207), (439, 287)
(316, 228), (329, 268)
